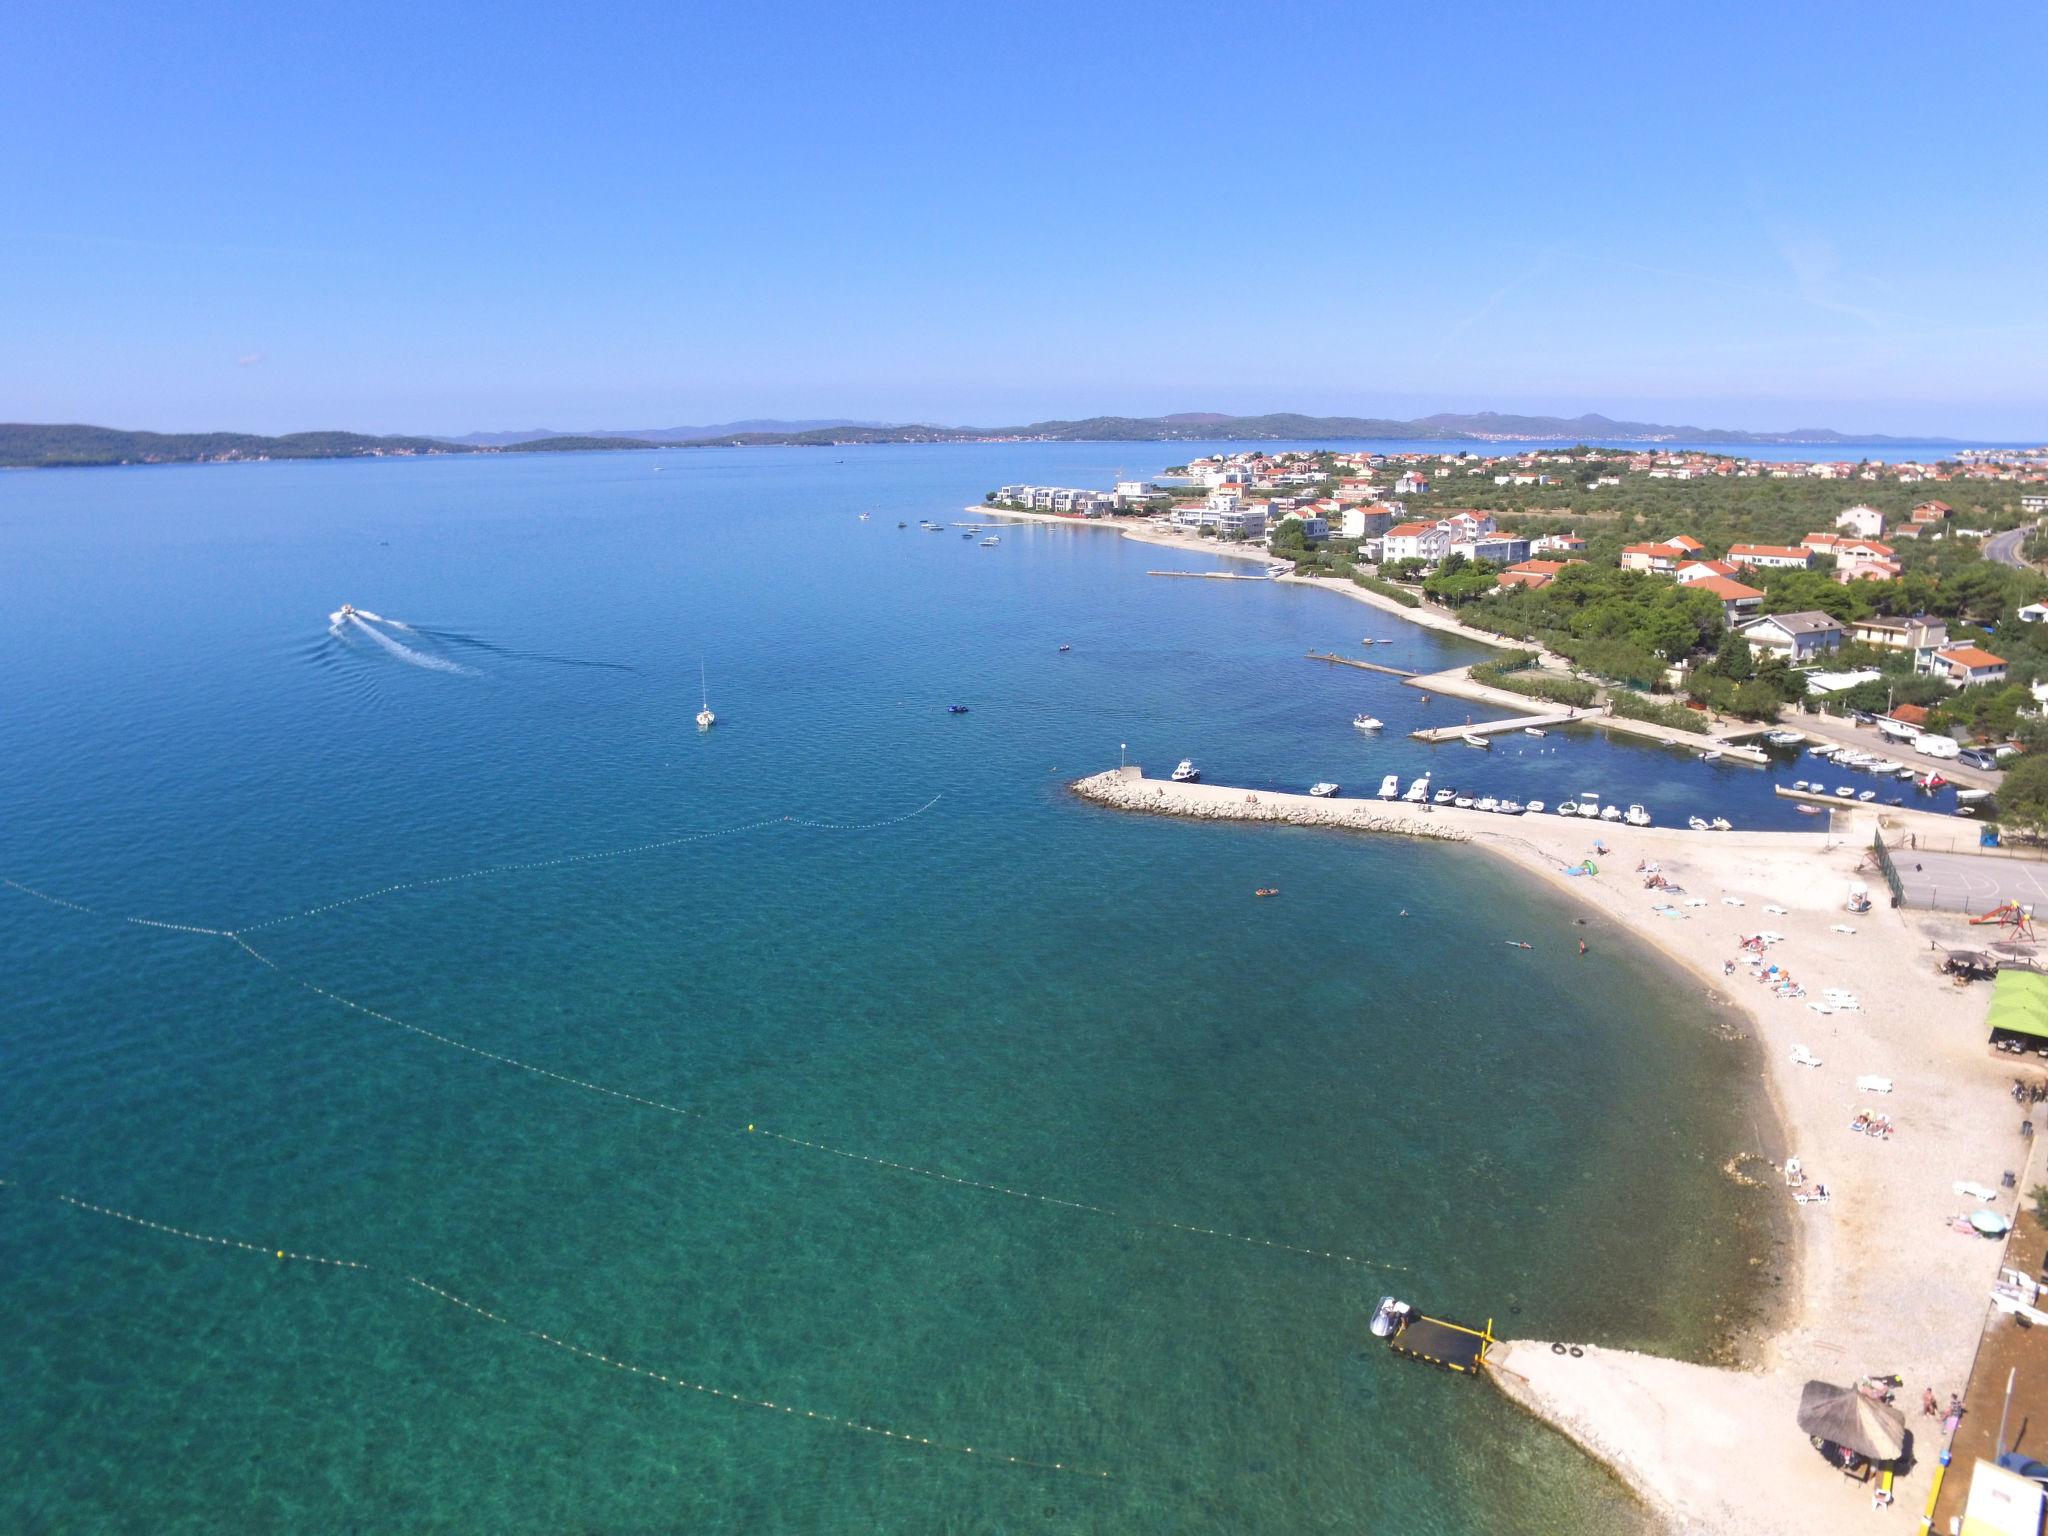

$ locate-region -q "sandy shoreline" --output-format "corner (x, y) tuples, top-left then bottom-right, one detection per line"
(1074, 768), (2017, 1534)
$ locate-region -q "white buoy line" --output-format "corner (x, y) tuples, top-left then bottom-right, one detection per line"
(0, 1176), (1108, 1480)
(5, 821), (1408, 1277)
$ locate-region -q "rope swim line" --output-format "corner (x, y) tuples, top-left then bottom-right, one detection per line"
(0, 1178), (1107, 1480)
(4, 798), (1406, 1276)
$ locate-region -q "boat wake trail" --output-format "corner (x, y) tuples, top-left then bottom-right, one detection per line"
(404, 623), (637, 673)
(346, 614), (473, 675)
(0, 1178), (1107, 1479)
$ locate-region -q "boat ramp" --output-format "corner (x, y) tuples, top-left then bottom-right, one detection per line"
(1148, 569), (1271, 581)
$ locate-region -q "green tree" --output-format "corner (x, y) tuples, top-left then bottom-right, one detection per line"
(1997, 752), (2048, 834)
(1713, 629), (1755, 680)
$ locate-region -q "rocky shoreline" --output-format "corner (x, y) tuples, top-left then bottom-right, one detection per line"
(1069, 766), (1472, 842)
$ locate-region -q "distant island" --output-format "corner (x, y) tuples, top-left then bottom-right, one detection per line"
(0, 410), (2004, 470)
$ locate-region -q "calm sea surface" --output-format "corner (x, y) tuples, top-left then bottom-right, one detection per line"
(2, 444), (1794, 1532)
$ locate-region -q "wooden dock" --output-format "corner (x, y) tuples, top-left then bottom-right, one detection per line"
(1412, 713), (1572, 743)
(1306, 650), (1418, 678)
(1149, 569), (1271, 581)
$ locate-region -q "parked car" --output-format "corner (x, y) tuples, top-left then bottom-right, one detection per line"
(1959, 747), (1999, 771)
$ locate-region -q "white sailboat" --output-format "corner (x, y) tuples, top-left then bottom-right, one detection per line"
(696, 664), (716, 730)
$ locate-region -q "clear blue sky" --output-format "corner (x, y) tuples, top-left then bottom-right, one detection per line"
(6, 0), (2045, 438)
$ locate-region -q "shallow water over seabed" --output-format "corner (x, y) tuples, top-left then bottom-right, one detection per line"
(1, 445), (1784, 1532)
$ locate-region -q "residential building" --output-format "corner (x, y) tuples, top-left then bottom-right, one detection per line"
(1452, 535), (1532, 565)
(1846, 615), (1948, 671)
(1168, 503), (1269, 538)
(1725, 542), (1815, 571)
(1393, 471), (1432, 496)
(1438, 510), (1499, 540)
(1736, 610), (1845, 662)
(1381, 520), (1452, 564)
(2019, 603), (2048, 624)
(1279, 512), (1329, 543)
(2022, 494), (2048, 515)
(1339, 503), (1398, 540)
(1619, 535), (1704, 574)
(1910, 500), (1956, 525)
(1929, 645), (2007, 687)
(1675, 558), (1741, 585)
(1687, 575), (1765, 623)
(1530, 532), (1586, 555)
(1496, 558), (1583, 591)
(1834, 504), (1886, 539)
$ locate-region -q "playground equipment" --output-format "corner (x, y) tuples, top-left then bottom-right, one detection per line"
(1972, 901), (2037, 943)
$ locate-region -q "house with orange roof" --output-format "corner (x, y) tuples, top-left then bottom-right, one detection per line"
(1685, 574), (1765, 623)
(1381, 520), (1450, 563)
(1929, 645), (2007, 687)
(1675, 558), (1741, 584)
(1726, 542), (1815, 572)
(1496, 558), (1583, 591)
(1911, 500), (1956, 525)
(1619, 535), (1704, 574)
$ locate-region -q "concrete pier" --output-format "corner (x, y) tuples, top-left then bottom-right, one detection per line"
(1305, 650), (1418, 678)
(1411, 713), (1573, 743)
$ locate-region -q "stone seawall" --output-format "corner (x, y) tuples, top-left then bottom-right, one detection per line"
(1069, 768), (1472, 844)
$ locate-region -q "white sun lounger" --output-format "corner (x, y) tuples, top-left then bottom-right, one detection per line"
(1955, 1181), (1998, 1202)
(1855, 1075), (1893, 1093)
(1722, 897), (1746, 907)
(1792, 1045), (1823, 1066)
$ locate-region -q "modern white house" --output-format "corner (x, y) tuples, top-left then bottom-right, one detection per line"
(1834, 504), (1886, 539)
(1381, 520), (1452, 564)
(1339, 503), (1399, 540)
(1725, 542), (1816, 571)
(2019, 603), (2048, 625)
(1735, 610), (1846, 661)
(1619, 536), (1704, 574)
(1847, 615), (1949, 671)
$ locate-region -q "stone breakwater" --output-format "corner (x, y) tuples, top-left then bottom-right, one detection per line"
(1070, 767), (1472, 843)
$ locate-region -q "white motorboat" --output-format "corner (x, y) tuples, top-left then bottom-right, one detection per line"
(1625, 804), (1651, 826)
(1834, 786), (1854, 798)
(1710, 816), (1732, 831)
(1526, 799), (1546, 814)
(1369, 1296), (1413, 1338)
(1463, 733), (1491, 749)
(1793, 779), (1811, 791)
(1476, 796), (1499, 813)
(1558, 799), (1579, 816)
(1688, 815), (1709, 831)
(1956, 787), (1992, 803)
(1896, 765), (1919, 779)
(1454, 795), (1474, 808)
(1766, 730), (1804, 746)
(336, 602), (357, 622)
(1524, 727), (1547, 738)
(1599, 804), (1622, 822)
(1172, 759), (1201, 783)
(1309, 781), (1340, 798)
(981, 536), (1001, 546)
(1404, 777), (1431, 803)
(1700, 749), (1723, 763)
(1857, 789), (1876, 802)
(1353, 714), (1384, 732)
(1378, 774), (1400, 799)
(1576, 796), (1601, 819)
(1498, 798), (1525, 815)
(1433, 788), (1456, 804)
(696, 663), (716, 730)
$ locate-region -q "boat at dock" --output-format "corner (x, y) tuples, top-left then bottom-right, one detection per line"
(1403, 776), (1431, 803)
(1462, 733), (1490, 750)
(1689, 815), (1709, 830)
(1766, 729), (1805, 746)
(1526, 798), (1546, 814)
(1625, 804), (1651, 826)
(1575, 795), (1600, 819)
(1710, 816), (1732, 830)
(1377, 774), (1400, 799)
(1309, 781), (1339, 798)
(1599, 804), (1622, 822)
(1433, 788), (1455, 804)
(1523, 726), (1546, 737)
(1171, 759), (1200, 783)
(1700, 749), (1722, 763)
(1369, 1297), (1496, 1375)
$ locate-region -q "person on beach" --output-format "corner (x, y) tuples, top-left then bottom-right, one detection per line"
(1922, 1388), (1939, 1417)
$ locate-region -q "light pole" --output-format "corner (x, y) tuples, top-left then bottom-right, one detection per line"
(1120, 741), (1127, 770)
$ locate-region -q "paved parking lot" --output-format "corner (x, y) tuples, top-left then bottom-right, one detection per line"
(1893, 845), (2048, 915)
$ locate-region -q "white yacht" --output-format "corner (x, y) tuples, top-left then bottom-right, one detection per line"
(1404, 777), (1431, 803)
(1625, 804), (1651, 826)
(1171, 759), (1200, 783)
(1353, 714), (1384, 732)
(696, 664), (716, 730)
(1432, 788), (1456, 805)
(1377, 774), (1401, 799)
(1309, 782), (1340, 798)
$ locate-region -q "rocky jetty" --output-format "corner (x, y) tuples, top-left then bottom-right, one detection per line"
(1069, 767), (1471, 843)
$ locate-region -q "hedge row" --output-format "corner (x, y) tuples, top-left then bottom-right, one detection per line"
(1608, 689), (1711, 734)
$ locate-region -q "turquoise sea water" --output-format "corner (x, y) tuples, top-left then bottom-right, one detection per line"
(1, 446), (1784, 1532)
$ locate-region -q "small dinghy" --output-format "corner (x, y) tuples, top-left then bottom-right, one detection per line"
(1524, 727), (1547, 738)
(1688, 815), (1710, 831)
(1309, 782), (1339, 798)
(1353, 714), (1383, 732)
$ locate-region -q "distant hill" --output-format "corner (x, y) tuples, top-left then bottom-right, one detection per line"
(1, 411), (1980, 469)
(441, 419), (892, 447)
(0, 423), (474, 468)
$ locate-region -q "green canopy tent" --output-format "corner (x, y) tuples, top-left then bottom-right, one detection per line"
(1989, 971), (2048, 1041)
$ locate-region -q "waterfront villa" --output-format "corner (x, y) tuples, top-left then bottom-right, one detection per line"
(1169, 503), (1269, 537)
(1452, 533), (1532, 565)
(1619, 535), (1704, 574)
(1929, 645), (2009, 687)
(1736, 610), (1846, 661)
(1339, 502), (1399, 539)
(1382, 520), (1452, 563)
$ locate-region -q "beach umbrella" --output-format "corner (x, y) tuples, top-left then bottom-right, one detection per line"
(1797, 1380), (1908, 1462)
